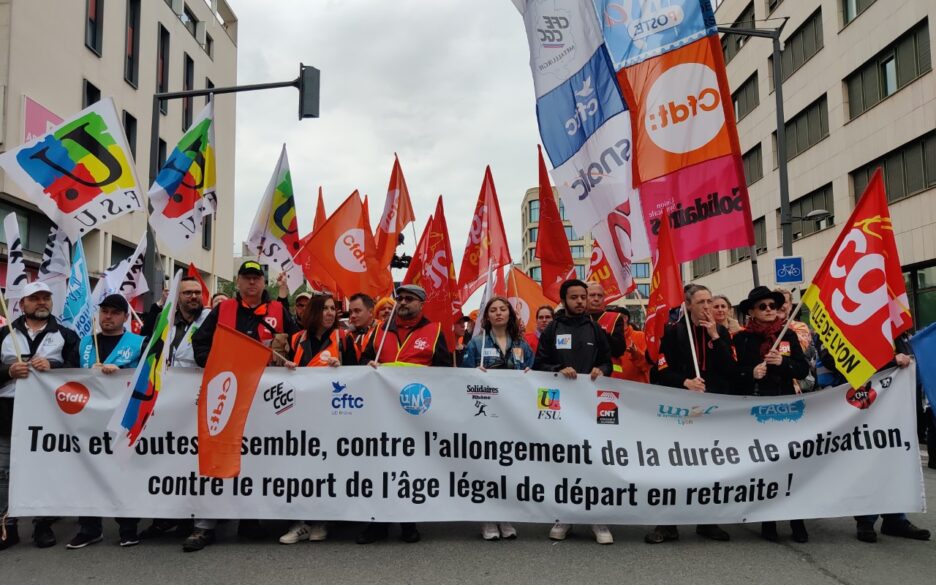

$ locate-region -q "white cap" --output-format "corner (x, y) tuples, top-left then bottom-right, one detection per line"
(21, 281), (52, 298)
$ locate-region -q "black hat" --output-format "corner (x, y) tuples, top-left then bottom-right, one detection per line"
(739, 286), (786, 314)
(238, 260), (265, 277)
(99, 293), (129, 313)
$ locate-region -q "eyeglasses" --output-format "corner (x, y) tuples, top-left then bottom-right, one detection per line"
(180, 290), (202, 297)
(756, 302), (777, 311)
(396, 295), (420, 303)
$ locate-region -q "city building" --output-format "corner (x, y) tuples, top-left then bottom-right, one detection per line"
(0, 0), (238, 303)
(520, 187), (651, 324)
(697, 0), (935, 328)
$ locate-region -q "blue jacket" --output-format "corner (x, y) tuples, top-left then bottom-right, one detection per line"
(461, 331), (534, 370)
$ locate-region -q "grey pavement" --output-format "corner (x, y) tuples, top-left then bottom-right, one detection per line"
(3, 465), (935, 585)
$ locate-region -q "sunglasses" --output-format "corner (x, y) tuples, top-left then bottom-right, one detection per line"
(756, 302), (777, 311)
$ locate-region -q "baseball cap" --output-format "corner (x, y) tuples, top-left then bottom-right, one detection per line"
(99, 293), (129, 313)
(238, 260), (265, 277)
(394, 284), (426, 301)
(295, 292), (313, 301)
(21, 282), (52, 298)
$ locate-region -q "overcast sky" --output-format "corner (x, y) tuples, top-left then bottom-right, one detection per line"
(231, 0), (538, 272)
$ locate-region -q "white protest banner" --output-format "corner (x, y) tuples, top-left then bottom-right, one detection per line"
(10, 367), (923, 523)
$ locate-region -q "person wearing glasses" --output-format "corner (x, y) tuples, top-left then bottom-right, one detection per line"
(733, 286), (810, 543)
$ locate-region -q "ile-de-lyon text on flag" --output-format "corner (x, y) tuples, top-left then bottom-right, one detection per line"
(506, 266), (554, 335)
(0, 98), (143, 241)
(198, 324), (272, 478)
(247, 145), (305, 293)
(149, 102), (217, 257)
(802, 169), (912, 389)
(457, 167), (512, 303)
(61, 240), (94, 339)
(404, 196), (461, 351)
(108, 270), (183, 448)
(3, 213), (27, 321)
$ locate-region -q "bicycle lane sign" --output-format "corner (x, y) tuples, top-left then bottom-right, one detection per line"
(774, 256), (804, 285)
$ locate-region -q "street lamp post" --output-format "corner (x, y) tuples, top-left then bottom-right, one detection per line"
(143, 64), (320, 306)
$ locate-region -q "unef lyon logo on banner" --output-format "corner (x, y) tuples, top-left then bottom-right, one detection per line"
(619, 36), (734, 183)
(335, 228), (368, 273)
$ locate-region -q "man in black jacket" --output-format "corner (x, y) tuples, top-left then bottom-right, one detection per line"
(646, 284), (734, 545)
(534, 279), (612, 380)
(0, 282), (80, 551)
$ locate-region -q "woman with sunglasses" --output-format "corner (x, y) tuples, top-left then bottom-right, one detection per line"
(733, 286), (810, 543)
(460, 296), (533, 541)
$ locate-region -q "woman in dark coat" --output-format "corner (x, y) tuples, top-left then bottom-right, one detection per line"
(733, 286), (810, 543)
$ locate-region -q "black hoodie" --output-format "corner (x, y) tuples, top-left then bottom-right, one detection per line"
(533, 312), (612, 376)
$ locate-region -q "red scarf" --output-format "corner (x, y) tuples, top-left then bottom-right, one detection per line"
(745, 317), (786, 358)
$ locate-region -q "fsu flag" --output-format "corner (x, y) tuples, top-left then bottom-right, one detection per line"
(404, 196), (461, 351)
(803, 169), (911, 388)
(246, 146), (305, 292)
(506, 266), (554, 334)
(457, 166), (512, 302)
(586, 241), (624, 304)
(534, 145), (575, 302)
(645, 211), (683, 361)
(0, 98), (143, 240)
(376, 155), (416, 267)
(148, 102), (216, 256)
(198, 324), (271, 478)
(187, 263), (210, 306)
(296, 191), (389, 298)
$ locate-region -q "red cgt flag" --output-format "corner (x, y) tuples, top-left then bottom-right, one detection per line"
(802, 168), (912, 388)
(645, 211), (684, 362)
(198, 324), (271, 478)
(376, 155), (416, 268)
(404, 196), (461, 351)
(586, 241), (624, 304)
(457, 166), (511, 303)
(187, 262), (210, 306)
(534, 145), (574, 302)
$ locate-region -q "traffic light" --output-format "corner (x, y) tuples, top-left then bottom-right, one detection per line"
(298, 64), (320, 119)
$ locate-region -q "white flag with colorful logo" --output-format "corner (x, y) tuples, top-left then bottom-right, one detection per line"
(148, 102), (217, 257)
(90, 233), (148, 306)
(36, 224), (72, 318)
(246, 145), (305, 292)
(0, 98), (144, 240)
(2, 213), (27, 320)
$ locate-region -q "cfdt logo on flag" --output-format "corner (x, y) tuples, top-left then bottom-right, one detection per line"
(205, 371), (237, 436)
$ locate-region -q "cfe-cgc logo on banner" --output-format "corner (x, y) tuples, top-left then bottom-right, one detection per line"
(54, 381), (90, 415)
(400, 383), (432, 416)
(205, 371), (237, 436)
(334, 228), (368, 273)
(657, 403), (717, 426)
(751, 400), (805, 423)
(537, 388), (561, 420)
(331, 381), (365, 415)
(596, 390), (619, 424)
(263, 381), (295, 415)
(644, 62), (724, 154)
(467, 384), (499, 418)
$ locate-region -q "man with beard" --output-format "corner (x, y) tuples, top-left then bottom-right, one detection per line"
(346, 293), (378, 363)
(0, 282), (80, 551)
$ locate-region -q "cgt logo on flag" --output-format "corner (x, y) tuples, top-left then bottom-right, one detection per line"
(205, 371), (237, 436)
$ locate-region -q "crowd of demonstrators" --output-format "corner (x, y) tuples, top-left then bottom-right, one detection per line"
(1, 269), (932, 553)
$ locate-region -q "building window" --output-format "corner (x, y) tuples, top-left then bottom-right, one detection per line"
(181, 4), (198, 37)
(574, 265), (586, 279)
(157, 138), (168, 168)
(85, 0), (104, 56)
(183, 53), (195, 129)
(202, 215), (212, 250)
(845, 20), (931, 120)
(528, 199), (540, 223)
(742, 144), (763, 186)
(564, 226), (579, 241)
(851, 131), (936, 204)
(906, 263), (936, 329)
(157, 24), (170, 114)
(206, 33), (214, 58)
(123, 0), (141, 87)
(123, 111), (137, 158)
(82, 80), (101, 108)
(767, 0), (784, 14)
(722, 2), (755, 65)
(558, 200), (566, 220)
(733, 72), (759, 122)
(205, 77), (214, 105)
(771, 9), (823, 84)
(775, 95), (829, 163)
(692, 253), (720, 279)
(843, 0), (876, 26)
(729, 217), (767, 264)
(633, 262), (650, 279)
(570, 245), (585, 259)
(529, 266), (542, 282)
(787, 184), (834, 241)
(636, 283), (650, 298)
(528, 227), (538, 244)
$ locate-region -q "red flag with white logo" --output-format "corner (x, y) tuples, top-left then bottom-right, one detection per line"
(187, 262), (210, 306)
(534, 145), (575, 302)
(376, 155), (416, 268)
(198, 324), (271, 478)
(586, 241), (624, 304)
(457, 166), (512, 303)
(645, 211), (683, 362)
(404, 196), (461, 351)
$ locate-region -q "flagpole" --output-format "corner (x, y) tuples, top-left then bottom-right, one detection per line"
(373, 300), (400, 366)
(92, 313), (101, 365)
(0, 289), (23, 362)
(209, 216), (219, 295)
(683, 302), (701, 379)
(768, 294), (805, 354)
(128, 305), (145, 328)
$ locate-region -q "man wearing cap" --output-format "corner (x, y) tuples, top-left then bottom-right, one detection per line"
(356, 284), (450, 545)
(66, 294), (145, 549)
(185, 260), (299, 552)
(0, 282), (80, 551)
